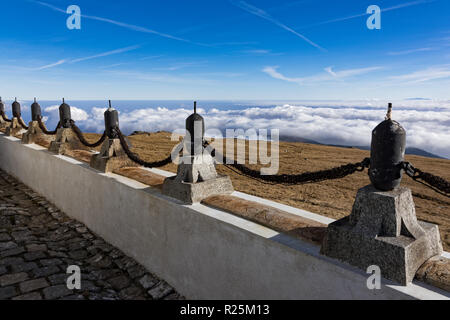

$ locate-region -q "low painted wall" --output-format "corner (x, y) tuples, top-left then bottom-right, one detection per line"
(0, 133), (448, 300)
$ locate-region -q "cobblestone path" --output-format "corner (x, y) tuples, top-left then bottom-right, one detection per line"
(0, 169), (182, 300)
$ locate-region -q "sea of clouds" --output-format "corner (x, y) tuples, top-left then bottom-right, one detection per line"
(35, 99), (450, 159)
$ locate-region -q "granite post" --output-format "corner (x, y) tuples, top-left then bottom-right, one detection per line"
(162, 152), (234, 204)
(5, 118), (25, 137)
(48, 127), (89, 155)
(162, 101), (233, 204)
(321, 105), (443, 285)
(21, 121), (48, 144)
(321, 185), (442, 285)
(90, 138), (137, 173)
(0, 117), (7, 130)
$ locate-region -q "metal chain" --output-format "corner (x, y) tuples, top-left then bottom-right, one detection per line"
(18, 117), (29, 130)
(203, 141), (370, 185)
(37, 116), (60, 135)
(115, 128), (178, 168)
(402, 162), (450, 195)
(70, 120), (106, 148)
(206, 140), (449, 195)
(0, 111), (12, 123)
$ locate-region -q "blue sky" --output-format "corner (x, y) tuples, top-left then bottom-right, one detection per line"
(0, 0), (449, 100)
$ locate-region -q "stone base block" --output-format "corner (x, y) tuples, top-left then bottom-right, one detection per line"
(90, 138), (138, 173)
(49, 128), (89, 155)
(162, 175), (234, 204)
(5, 118), (25, 137)
(21, 121), (48, 144)
(0, 119), (7, 130)
(321, 218), (442, 285)
(175, 154), (219, 183)
(321, 185), (443, 285)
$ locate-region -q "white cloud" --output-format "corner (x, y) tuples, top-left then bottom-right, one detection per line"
(40, 100), (450, 159)
(387, 47), (434, 56)
(242, 49), (272, 55)
(332, 67), (384, 78)
(262, 66), (303, 84)
(324, 66), (337, 77)
(389, 66), (450, 83)
(263, 66), (383, 85)
(44, 105), (89, 121)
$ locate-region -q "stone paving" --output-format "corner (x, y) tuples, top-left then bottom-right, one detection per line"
(0, 169), (183, 300)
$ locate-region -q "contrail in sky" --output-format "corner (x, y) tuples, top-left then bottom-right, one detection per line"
(296, 0), (437, 29)
(229, 0), (326, 52)
(70, 45), (141, 63)
(30, 0), (207, 46)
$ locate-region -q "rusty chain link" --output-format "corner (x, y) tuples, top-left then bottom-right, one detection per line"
(402, 162), (450, 195)
(69, 120), (106, 148)
(0, 111), (12, 123)
(115, 128), (179, 168)
(37, 116), (61, 135)
(205, 140), (449, 194)
(203, 140), (371, 185)
(18, 117), (29, 130)
(14, 115), (448, 196)
(223, 155), (371, 185)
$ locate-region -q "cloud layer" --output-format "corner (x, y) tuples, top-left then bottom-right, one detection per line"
(38, 100), (450, 159)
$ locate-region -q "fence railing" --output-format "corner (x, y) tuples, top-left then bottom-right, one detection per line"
(0, 98), (448, 197)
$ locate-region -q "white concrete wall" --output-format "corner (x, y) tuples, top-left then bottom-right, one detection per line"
(0, 133), (448, 300)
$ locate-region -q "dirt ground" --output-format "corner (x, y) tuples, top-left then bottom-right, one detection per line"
(5, 128), (450, 251)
